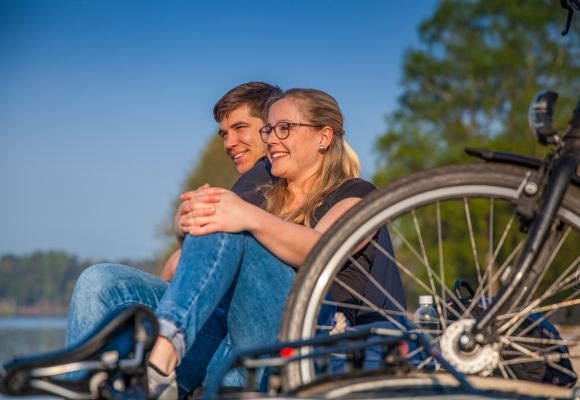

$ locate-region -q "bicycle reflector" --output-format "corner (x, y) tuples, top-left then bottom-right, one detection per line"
(528, 91), (560, 146)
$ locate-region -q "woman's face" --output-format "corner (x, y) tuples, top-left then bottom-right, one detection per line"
(265, 98), (326, 184)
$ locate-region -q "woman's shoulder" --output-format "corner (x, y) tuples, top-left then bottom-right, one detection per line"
(332, 178), (376, 199)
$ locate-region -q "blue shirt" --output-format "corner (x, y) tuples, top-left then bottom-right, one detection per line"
(230, 157), (274, 195)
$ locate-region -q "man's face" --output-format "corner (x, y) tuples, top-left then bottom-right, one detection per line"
(219, 105), (266, 174)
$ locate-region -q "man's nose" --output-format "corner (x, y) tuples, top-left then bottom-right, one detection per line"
(224, 132), (238, 148)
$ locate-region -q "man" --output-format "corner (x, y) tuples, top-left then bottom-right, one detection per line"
(66, 82), (283, 399)
(159, 82), (281, 280)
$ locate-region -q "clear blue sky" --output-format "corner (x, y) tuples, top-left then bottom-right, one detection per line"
(0, 0), (439, 261)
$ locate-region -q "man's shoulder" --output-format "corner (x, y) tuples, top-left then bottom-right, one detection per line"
(230, 157), (273, 195)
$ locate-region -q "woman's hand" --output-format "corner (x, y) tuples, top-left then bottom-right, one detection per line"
(184, 187), (257, 236)
(173, 184), (221, 241)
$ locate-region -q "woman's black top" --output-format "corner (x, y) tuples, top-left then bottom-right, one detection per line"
(242, 178), (377, 325)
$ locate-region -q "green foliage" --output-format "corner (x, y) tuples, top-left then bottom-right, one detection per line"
(181, 134), (239, 193)
(374, 0), (580, 186)
(0, 251), (158, 315)
(374, 1), (580, 319)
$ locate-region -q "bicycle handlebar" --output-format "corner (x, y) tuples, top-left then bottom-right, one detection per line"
(561, 0), (580, 35)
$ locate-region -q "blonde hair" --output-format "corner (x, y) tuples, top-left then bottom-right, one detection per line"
(264, 88), (360, 226)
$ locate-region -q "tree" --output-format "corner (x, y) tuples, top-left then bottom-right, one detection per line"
(374, 0), (580, 185)
(157, 134), (239, 270)
(372, 0), (580, 306)
(180, 134), (239, 192)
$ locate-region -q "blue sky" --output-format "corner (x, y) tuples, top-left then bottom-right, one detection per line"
(0, 0), (439, 261)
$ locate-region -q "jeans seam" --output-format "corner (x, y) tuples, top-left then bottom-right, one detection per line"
(112, 300), (156, 312)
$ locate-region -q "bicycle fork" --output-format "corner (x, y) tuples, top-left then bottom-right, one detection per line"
(471, 140), (580, 345)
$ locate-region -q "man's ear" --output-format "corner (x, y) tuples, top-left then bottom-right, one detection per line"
(319, 126), (334, 149)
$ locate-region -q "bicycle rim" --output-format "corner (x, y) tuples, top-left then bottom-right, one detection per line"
(280, 163), (580, 391)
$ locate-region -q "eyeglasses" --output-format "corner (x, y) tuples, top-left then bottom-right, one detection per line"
(259, 121), (323, 143)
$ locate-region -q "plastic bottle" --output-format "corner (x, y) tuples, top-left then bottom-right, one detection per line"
(413, 295), (439, 336)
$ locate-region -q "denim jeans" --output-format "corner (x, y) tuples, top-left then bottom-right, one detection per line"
(155, 232), (295, 361)
(66, 232), (295, 393)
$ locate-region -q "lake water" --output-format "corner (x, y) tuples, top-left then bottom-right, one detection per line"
(0, 317), (66, 400)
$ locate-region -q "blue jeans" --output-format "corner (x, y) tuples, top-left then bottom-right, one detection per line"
(67, 232), (295, 393)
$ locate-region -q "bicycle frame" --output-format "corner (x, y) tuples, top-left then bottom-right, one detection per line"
(468, 92), (580, 343)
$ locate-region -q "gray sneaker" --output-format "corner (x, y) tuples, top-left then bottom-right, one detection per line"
(147, 363), (178, 400)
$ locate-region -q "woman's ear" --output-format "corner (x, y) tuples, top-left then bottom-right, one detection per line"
(319, 126), (334, 150)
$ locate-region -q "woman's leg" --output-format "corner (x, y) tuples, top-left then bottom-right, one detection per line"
(154, 232), (245, 364)
(227, 236), (296, 351)
(198, 236), (295, 391)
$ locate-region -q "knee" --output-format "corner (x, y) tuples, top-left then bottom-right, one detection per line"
(71, 263), (121, 304)
(181, 232), (246, 250)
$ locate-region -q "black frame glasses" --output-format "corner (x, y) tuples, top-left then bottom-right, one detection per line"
(259, 121), (323, 143)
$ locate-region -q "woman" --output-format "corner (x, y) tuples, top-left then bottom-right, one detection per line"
(69, 88), (378, 399)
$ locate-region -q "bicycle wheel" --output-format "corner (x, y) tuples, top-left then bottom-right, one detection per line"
(280, 163), (580, 389)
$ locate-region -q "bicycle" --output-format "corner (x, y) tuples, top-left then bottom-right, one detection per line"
(278, 89), (580, 393)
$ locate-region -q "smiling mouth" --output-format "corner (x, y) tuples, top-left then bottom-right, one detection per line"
(231, 151), (248, 161)
(270, 152), (288, 160)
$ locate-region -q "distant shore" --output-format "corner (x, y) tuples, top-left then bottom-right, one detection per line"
(0, 302), (67, 317)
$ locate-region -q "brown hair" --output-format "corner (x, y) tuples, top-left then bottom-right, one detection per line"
(263, 88), (360, 226)
(213, 82), (282, 123)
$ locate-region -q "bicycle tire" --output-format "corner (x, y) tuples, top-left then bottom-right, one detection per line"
(293, 371), (575, 399)
(280, 163), (580, 390)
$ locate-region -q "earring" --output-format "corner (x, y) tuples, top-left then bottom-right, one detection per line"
(319, 144), (325, 152)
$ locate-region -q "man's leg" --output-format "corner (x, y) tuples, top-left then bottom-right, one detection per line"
(66, 263), (167, 348)
(66, 263), (227, 394)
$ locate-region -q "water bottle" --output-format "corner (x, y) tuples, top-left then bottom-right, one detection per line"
(414, 295), (441, 370)
(413, 295), (439, 336)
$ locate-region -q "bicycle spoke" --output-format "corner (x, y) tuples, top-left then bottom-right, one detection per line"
(545, 358), (579, 380)
(500, 336), (580, 380)
(406, 336), (441, 362)
(416, 355), (433, 370)
(388, 222), (428, 269)
(464, 198), (484, 308)
(532, 254), (578, 300)
(457, 210), (522, 320)
(500, 351), (579, 381)
(503, 333), (580, 348)
(320, 299), (409, 318)
(500, 337), (542, 361)
(499, 264), (579, 335)
(503, 360), (519, 380)
(496, 358), (510, 379)
(373, 238), (465, 320)
(398, 210), (445, 331)
(505, 297), (580, 321)
(332, 276), (408, 332)
(487, 198), (494, 300)
(460, 238), (525, 321)
(501, 288), (578, 340)
(527, 227), (571, 302)
(436, 202), (447, 329)
(347, 253), (411, 320)
(388, 220), (464, 317)
(501, 353), (572, 366)
(490, 209), (517, 267)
